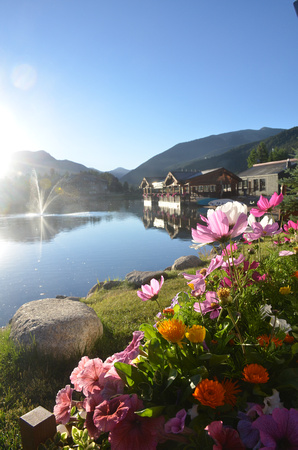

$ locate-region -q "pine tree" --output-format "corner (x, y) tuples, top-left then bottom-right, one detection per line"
(280, 149), (298, 219)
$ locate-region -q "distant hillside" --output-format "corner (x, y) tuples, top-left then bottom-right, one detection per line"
(172, 126), (298, 174)
(121, 127), (284, 185)
(108, 167), (130, 179)
(9, 150), (98, 176)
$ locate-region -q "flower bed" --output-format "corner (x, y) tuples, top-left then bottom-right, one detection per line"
(50, 193), (298, 450)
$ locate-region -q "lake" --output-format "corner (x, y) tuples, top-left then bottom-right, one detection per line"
(0, 199), (209, 327)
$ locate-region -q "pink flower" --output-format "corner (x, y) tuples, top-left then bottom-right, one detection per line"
(105, 330), (144, 365)
(222, 243), (238, 256)
(284, 219), (298, 232)
(93, 395), (132, 433)
(108, 394), (165, 450)
(194, 291), (222, 319)
(252, 407), (298, 449)
(164, 409), (186, 434)
(279, 250), (295, 256)
(192, 209), (248, 245)
(137, 276), (164, 301)
(70, 355), (90, 391)
(74, 358), (124, 398)
(205, 420), (245, 449)
(244, 221), (282, 241)
(250, 192), (283, 217)
(53, 385), (73, 425)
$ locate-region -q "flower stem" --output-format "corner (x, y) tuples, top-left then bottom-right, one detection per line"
(226, 306), (245, 355)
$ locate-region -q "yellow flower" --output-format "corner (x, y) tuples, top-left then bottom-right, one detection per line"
(279, 285), (292, 295)
(185, 325), (206, 343)
(216, 287), (232, 305)
(157, 318), (186, 346)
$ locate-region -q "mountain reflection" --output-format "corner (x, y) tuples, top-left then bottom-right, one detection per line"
(142, 203), (206, 240)
(0, 214), (105, 243)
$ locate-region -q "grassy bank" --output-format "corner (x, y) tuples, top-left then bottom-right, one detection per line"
(0, 268), (196, 449)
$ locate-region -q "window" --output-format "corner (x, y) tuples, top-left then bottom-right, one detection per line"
(260, 179), (266, 191)
(209, 185), (216, 192)
(253, 179), (259, 191)
(198, 185), (204, 192)
(203, 185), (209, 192)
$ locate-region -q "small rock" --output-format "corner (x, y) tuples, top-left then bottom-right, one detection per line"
(125, 270), (166, 288)
(171, 255), (204, 270)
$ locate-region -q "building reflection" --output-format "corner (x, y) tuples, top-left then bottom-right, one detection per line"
(142, 200), (207, 240)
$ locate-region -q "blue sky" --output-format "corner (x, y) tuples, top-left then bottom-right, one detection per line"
(0, 1), (297, 172)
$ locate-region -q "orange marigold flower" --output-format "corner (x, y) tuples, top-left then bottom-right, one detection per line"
(192, 379), (225, 408)
(284, 334), (295, 344)
(257, 334), (283, 348)
(221, 378), (241, 406)
(185, 325), (206, 343)
(291, 270), (298, 279)
(242, 364), (269, 384)
(157, 318), (186, 346)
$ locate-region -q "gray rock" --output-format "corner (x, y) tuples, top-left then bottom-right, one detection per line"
(171, 255), (203, 270)
(125, 270), (166, 288)
(86, 280), (122, 298)
(10, 298), (103, 358)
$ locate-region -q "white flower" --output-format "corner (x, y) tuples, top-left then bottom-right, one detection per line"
(207, 201), (247, 227)
(260, 304), (273, 318)
(263, 389), (284, 414)
(270, 316), (292, 333)
(187, 404), (199, 420)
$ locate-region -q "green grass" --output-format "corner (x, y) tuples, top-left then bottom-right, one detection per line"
(0, 268), (199, 448)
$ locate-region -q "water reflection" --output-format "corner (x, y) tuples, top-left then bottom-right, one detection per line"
(142, 202), (206, 240)
(0, 213), (105, 243)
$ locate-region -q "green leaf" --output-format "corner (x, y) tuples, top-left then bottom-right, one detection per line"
(292, 343), (298, 355)
(140, 323), (158, 340)
(164, 368), (178, 390)
(276, 368), (298, 390)
(148, 338), (164, 367)
(114, 362), (147, 386)
(208, 353), (230, 367)
(136, 405), (164, 417)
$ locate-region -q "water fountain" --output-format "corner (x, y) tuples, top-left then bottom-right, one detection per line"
(29, 169), (67, 215)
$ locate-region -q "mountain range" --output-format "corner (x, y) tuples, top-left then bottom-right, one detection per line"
(7, 126), (298, 185)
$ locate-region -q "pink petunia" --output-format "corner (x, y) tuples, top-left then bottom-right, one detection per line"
(137, 276), (164, 301)
(205, 420), (245, 449)
(108, 394), (165, 450)
(105, 330), (144, 365)
(70, 355), (90, 391)
(250, 192), (283, 217)
(92, 395), (132, 433)
(53, 385), (73, 425)
(192, 209), (248, 245)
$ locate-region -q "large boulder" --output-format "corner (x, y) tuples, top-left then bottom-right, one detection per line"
(10, 298), (103, 358)
(171, 255), (204, 270)
(125, 270), (166, 288)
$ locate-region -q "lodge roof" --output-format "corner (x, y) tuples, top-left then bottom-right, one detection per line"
(239, 159), (297, 177)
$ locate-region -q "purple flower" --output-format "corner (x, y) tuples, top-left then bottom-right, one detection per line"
(137, 276), (164, 301)
(250, 192), (284, 217)
(164, 409), (187, 434)
(252, 407), (298, 449)
(237, 403), (263, 448)
(245, 221), (282, 241)
(194, 291), (222, 319)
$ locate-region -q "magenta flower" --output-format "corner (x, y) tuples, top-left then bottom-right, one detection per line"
(194, 291), (222, 319)
(105, 330), (144, 365)
(250, 192), (283, 217)
(164, 409), (187, 434)
(53, 385), (73, 424)
(108, 394), (165, 450)
(205, 420), (245, 449)
(192, 209), (248, 245)
(137, 276), (164, 301)
(252, 407), (298, 449)
(284, 219), (298, 232)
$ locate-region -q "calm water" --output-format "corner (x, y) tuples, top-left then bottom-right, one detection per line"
(0, 199), (209, 327)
